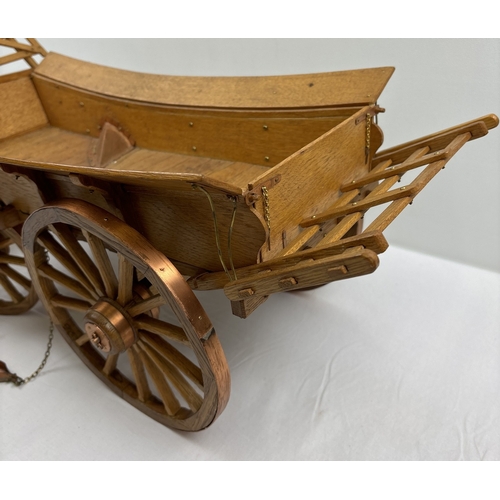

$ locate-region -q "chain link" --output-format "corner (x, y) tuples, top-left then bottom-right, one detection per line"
(6, 321), (54, 387)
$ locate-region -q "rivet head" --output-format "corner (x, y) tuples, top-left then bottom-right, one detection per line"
(85, 129), (90, 134)
(79, 102), (84, 107)
(192, 146), (197, 151)
(351, 180), (356, 184)
(400, 186), (406, 191)
(264, 156), (270, 162)
(189, 122), (194, 127)
(352, 202), (357, 206)
(312, 215), (316, 219)
(263, 125), (268, 130)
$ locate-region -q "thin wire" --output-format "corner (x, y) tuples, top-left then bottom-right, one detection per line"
(227, 196), (238, 280)
(194, 184), (232, 281)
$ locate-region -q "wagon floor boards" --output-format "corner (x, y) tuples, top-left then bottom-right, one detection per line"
(0, 126), (269, 190)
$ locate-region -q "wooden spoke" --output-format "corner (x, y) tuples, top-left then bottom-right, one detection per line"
(117, 254), (134, 306)
(0, 264), (31, 291)
(139, 340), (203, 412)
(82, 229), (118, 299)
(103, 353), (119, 376)
(135, 343), (181, 416)
(22, 200), (229, 431)
(0, 238), (14, 250)
(0, 274), (23, 302)
(126, 294), (166, 317)
(0, 254), (26, 266)
(50, 294), (92, 312)
(0, 231), (38, 315)
(140, 331), (203, 390)
(76, 334), (90, 346)
(38, 262), (96, 301)
(38, 231), (98, 298)
(134, 314), (190, 346)
(51, 224), (106, 297)
(128, 347), (152, 403)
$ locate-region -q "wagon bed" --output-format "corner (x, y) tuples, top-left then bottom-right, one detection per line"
(0, 39), (497, 431)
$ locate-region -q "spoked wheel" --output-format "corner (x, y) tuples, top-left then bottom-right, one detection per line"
(0, 226), (38, 315)
(22, 199), (230, 431)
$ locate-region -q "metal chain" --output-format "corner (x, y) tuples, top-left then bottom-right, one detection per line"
(1, 321), (54, 386)
(365, 113), (372, 164)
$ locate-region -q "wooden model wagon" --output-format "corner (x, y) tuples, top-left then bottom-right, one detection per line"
(0, 39), (497, 431)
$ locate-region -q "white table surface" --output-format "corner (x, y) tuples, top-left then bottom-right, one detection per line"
(1, 246), (499, 460)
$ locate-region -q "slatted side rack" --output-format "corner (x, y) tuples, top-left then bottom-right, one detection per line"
(191, 115), (496, 317)
(0, 38), (47, 74)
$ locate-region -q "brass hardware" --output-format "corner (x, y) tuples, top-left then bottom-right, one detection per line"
(352, 202), (358, 206)
(79, 102), (84, 107)
(365, 113), (372, 163)
(262, 186), (271, 247)
(264, 156), (270, 162)
(245, 175), (281, 205)
(263, 125), (268, 130)
(189, 122), (194, 127)
(192, 146), (197, 151)
(400, 186), (406, 191)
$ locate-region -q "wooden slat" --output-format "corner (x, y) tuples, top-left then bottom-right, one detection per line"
(374, 118), (494, 164)
(103, 353), (119, 376)
(82, 229), (118, 299)
(364, 198), (412, 233)
(0, 255), (25, 266)
(0, 274), (23, 302)
(139, 333), (204, 390)
(38, 231), (98, 299)
(135, 343), (181, 415)
(0, 40), (39, 53)
(38, 262), (95, 301)
(127, 347), (152, 403)
(190, 231), (388, 291)
(50, 293), (92, 312)
(126, 294), (166, 317)
(117, 255), (134, 306)
(0, 51), (33, 67)
(316, 213), (362, 248)
(134, 314), (189, 346)
(277, 226), (320, 257)
(140, 336), (202, 412)
(342, 148), (440, 191)
(0, 264), (31, 291)
(52, 224), (105, 297)
(223, 246), (378, 300)
(26, 39), (47, 57)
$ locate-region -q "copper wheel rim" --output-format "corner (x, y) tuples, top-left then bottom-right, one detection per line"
(22, 199), (230, 431)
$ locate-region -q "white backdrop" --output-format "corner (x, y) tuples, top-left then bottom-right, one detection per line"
(28, 38), (500, 273)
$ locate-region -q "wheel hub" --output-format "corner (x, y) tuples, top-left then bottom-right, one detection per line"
(84, 298), (137, 353)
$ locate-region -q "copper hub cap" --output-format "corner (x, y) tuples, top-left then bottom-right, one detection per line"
(84, 298), (137, 354)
